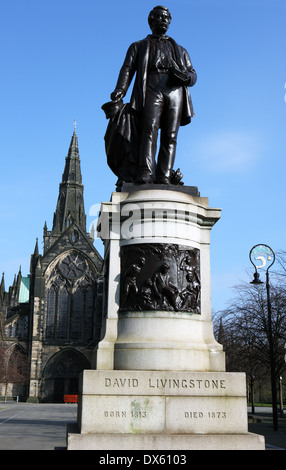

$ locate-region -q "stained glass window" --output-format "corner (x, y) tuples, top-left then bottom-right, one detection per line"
(45, 252), (97, 342)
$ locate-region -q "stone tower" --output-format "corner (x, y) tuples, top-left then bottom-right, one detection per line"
(26, 129), (103, 402)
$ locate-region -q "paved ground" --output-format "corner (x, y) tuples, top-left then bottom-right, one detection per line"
(248, 407), (286, 451)
(0, 402), (285, 450)
(0, 402), (77, 450)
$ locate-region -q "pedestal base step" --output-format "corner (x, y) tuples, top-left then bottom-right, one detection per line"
(67, 425), (265, 450)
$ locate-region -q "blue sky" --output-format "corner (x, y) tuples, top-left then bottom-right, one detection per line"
(1, 0), (285, 312)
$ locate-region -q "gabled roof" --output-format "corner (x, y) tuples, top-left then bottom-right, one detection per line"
(42, 221), (102, 268)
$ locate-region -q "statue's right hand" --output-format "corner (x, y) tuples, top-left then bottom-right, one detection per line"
(110, 89), (125, 102)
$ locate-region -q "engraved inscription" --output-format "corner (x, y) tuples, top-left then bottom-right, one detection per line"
(104, 375), (226, 390)
(185, 412), (204, 418)
(104, 411), (127, 418)
(148, 378), (226, 390)
(208, 411), (227, 419)
(93, 371), (246, 399)
(184, 411), (227, 419)
(105, 378), (139, 388)
(104, 410), (147, 418)
(131, 410), (147, 418)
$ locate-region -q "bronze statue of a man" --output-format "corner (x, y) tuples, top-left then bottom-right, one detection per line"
(108, 5), (197, 186)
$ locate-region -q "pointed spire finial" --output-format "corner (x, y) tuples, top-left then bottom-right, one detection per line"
(34, 237), (39, 256)
(0, 272), (5, 294)
(90, 222), (95, 242)
(52, 127), (86, 234)
(73, 119), (77, 133)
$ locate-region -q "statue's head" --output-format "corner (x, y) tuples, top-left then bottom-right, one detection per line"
(148, 5), (172, 35)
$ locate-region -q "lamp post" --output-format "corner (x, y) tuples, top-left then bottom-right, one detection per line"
(249, 244), (278, 431)
(279, 376), (284, 416)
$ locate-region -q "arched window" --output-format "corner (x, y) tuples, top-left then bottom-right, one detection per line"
(83, 286), (94, 341)
(70, 289), (83, 340)
(58, 287), (69, 339)
(46, 286), (57, 339)
(45, 251), (97, 343)
(66, 215), (73, 227)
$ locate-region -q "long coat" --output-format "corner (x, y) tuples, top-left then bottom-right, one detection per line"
(115, 35), (197, 126)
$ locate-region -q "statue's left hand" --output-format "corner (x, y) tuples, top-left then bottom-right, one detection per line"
(110, 89), (125, 102)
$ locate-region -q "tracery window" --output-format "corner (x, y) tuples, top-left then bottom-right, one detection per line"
(58, 287), (69, 339)
(45, 251), (97, 342)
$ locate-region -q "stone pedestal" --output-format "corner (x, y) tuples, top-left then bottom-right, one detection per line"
(67, 369), (264, 450)
(95, 188), (225, 371)
(67, 187), (265, 450)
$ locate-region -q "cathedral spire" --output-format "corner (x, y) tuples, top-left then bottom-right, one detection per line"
(0, 272), (5, 296)
(52, 127), (86, 234)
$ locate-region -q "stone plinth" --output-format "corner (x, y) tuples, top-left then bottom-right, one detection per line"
(67, 431), (265, 451)
(67, 370), (265, 450)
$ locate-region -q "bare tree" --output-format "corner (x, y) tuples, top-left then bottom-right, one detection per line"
(214, 275), (286, 411)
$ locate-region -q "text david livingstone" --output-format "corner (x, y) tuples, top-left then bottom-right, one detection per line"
(104, 377), (226, 390)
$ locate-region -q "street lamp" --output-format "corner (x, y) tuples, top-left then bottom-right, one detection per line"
(279, 376), (284, 416)
(249, 244), (278, 431)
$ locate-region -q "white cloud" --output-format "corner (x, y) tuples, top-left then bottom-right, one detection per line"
(194, 131), (261, 173)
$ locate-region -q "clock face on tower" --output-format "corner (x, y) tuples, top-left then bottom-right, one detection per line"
(60, 252), (86, 280)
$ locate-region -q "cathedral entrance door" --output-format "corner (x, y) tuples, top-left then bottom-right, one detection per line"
(54, 377), (65, 403)
(42, 349), (90, 402)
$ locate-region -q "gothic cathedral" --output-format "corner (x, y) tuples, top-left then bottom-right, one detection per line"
(0, 130), (103, 402)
